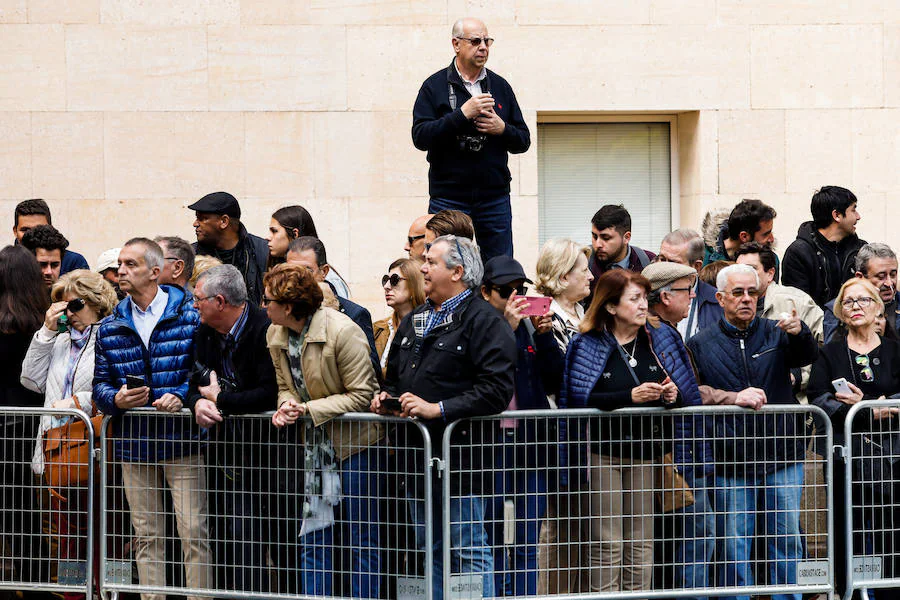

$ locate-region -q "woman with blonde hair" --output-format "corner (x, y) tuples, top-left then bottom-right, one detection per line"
(535, 238), (594, 356)
(20, 269), (118, 600)
(373, 258), (425, 372)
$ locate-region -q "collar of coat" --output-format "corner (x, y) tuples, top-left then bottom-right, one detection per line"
(268, 306), (331, 350)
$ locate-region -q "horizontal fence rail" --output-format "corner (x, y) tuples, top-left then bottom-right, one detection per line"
(843, 399), (900, 600)
(0, 406), (96, 599)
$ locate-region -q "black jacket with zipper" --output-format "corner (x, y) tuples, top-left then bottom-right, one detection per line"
(782, 221), (866, 308)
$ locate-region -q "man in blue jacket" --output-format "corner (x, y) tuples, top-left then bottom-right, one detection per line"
(93, 237), (210, 600)
(412, 17), (530, 262)
(686, 264), (818, 600)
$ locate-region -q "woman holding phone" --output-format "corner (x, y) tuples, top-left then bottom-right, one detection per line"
(809, 278), (900, 599)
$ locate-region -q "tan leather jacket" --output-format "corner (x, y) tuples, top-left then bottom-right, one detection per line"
(267, 306), (382, 460)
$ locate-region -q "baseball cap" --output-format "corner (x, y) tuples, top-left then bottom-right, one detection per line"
(483, 255), (533, 286)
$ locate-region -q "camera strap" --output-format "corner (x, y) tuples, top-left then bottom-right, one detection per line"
(447, 64), (491, 111)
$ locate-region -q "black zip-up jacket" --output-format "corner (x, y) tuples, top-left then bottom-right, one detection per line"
(412, 60), (530, 202)
(193, 224), (269, 307)
(687, 317), (818, 475)
(384, 293), (515, 494)
(782, 221), (866, 308)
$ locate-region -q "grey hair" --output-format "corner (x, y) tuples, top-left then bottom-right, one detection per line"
(648, 281), (676, 306)
(716, 263), (759, 292)
(661, 228), (705, 265)
(196, 264), (248, 306)
(124, 237), (164, 271)
(855, 243), (896, 274)
(452, 17), (485, 38)
(433, 234), (483, 289)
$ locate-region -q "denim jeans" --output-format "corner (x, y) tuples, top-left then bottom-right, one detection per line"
(714, 463), (805, 600)
(673, 473), (716, 596)
(484, 442), (548, 596)
(429, 195), (513, 263)
(408, 491), (495, 600)
(299, 447), (382, 598)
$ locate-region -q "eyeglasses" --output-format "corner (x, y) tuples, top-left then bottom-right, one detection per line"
(856, 354), (875, 382)
(668, 286), (693, 293)
(193, 295), (216, 305)
(66, 298), (85, 313)
(382, 274), (407, 288)
(407, 234), (425, 246)
(163, 256), (181, 262)
(725, 287), (760, 298)
(492, 284), (528, 299)
(841, 296), (876, 309)
(261, 297), (278, 307)
(456, 36), (494, 47)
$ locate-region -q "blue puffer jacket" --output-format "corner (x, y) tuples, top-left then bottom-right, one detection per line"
(686, 316), (818, 476)
(93, 285), (202, 462)
(559, 320), (709, 486)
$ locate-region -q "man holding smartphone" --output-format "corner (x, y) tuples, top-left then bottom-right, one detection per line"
(412, 17), (530, 263)
(372, 235), (516, 600)
(93, 238), (210, 600)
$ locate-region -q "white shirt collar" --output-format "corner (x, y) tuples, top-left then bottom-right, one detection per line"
(133, 287), (168, 317)
(454, 58), (486, 85)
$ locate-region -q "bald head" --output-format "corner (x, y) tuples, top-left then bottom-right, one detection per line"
(405, 214), (432, 261)
(452, 17), (486, 38)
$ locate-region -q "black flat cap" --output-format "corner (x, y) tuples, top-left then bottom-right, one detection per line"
(483, 255), (533, 286)
(188, 191), (241, 219)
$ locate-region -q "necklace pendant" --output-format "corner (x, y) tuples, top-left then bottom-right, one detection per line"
(628, 357), (638, 368)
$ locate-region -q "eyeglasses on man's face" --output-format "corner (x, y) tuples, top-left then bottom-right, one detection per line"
(492, 284), (527, 299)
(456, 36), (494, 47)
(724, 287), (760, 299)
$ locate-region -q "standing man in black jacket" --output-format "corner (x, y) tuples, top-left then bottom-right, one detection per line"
(782, 186), (865, 308)
(412, 17), (530, 263)
(186, 264), (278, 595)
(189, 191), (269, 306)
(372, 235), (516, 600)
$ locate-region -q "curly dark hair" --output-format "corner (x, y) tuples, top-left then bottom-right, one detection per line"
(20, 224), (68, 254)
(264, 263), (324, 321)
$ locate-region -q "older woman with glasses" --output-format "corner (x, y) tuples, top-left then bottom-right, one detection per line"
(809, 278), (900, 598)
(373, 259), (425, 374)
(264, 263), (383, 598)
(20, 269), (118, 600)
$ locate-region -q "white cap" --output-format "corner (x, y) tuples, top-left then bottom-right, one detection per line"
(95, 248), (121, 273)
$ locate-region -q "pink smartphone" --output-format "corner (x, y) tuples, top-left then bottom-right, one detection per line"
(520, 296), (551, 317)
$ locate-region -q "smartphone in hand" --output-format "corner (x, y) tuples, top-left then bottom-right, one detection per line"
(126, 375), (146, 390)
(520, 296), (551, 317)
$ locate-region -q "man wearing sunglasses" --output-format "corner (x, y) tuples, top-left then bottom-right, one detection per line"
(412, 17), (530, 263)
(686, 264), (818, 600)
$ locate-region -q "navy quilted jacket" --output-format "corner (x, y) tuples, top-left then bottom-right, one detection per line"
(559, 321), (708, 485)
(93, 285), (202, 462)
(686, 317), (818, 475)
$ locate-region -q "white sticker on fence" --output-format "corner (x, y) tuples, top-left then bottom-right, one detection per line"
(797, 560), (829, 585)
(105, 560), (133, 585)
(449, 574), (484, 600)
(398, 576), (427, 600)
(853, 556), (883, 581)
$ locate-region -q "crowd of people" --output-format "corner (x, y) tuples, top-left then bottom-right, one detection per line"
(0, 184), (895, 600)
(1, 15), (898, 600)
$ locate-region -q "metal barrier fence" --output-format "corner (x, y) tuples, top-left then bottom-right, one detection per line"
(98, 409), (434, 600)
(443, 406), (833, 600)
(843, 399), (900, 600)
(0, 406), (96, 599)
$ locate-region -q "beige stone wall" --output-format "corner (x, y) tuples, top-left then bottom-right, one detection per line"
(1, 1), (898, 314)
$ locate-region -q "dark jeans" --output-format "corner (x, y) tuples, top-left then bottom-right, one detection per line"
(429, 195), (513, 263)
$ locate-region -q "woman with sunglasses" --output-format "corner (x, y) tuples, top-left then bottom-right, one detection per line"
(264, 263), (383, 597)
(809, 278), (900, 599)
(373, 259), (425, 374)
(559, 269), (702, 593)
(265, 205), (351, 298)
(20, 269), (118, 600)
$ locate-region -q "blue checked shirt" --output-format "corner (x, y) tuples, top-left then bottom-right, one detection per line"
(415, 289), (472, 339)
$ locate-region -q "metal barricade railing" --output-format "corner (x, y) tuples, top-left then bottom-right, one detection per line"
(0, 406), (96, 599)
(842, 399), (900, 600)
(98, 408), (433, 600)
(442, 406), (833, 600)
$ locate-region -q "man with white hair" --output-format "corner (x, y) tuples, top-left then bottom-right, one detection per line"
(412, 17), (530, 262)
(686, 264), (818, 600)
(372, 234), (515, 600)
